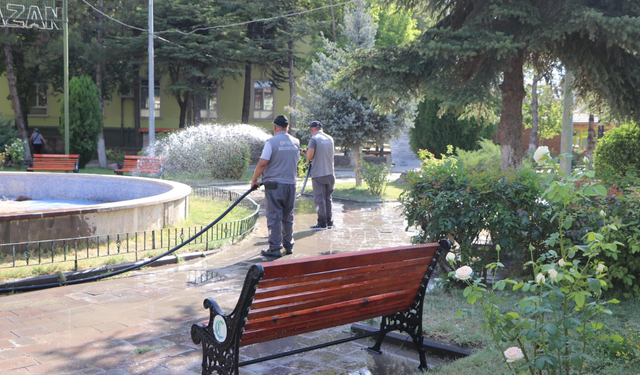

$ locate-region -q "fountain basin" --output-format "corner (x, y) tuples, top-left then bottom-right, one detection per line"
(0, 172), (191, 244)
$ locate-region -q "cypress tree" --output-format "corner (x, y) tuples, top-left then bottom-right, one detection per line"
(60, 76), (103, 168)
(410, 99), (494, 157)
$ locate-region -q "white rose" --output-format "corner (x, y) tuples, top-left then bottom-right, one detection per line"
(548, 269), (558, 280)
(455, 266), (473, 280)
(533, 146), (550, 166)
(504, 347), (525, 363)
(536, 273), (546, 284)
(599, 210), (606, 218)
(596, 264), (605, 273)
(446, 252), (456, 264)
(557, 258), (566, 267)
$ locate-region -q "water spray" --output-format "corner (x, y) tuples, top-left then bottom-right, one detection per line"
(0, 184), (260, 294)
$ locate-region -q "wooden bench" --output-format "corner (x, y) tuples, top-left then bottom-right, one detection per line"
(27, 154), (79, 173)
(115, 155), (165, 178)
(191, 240), (451, 375)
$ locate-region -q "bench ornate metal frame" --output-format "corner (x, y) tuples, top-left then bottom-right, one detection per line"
(191, 239), (451, 375)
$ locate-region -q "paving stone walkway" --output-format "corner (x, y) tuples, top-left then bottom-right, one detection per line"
(0, 192), (438, 375)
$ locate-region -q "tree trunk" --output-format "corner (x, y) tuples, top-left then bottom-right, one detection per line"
(586, 113), (596, 170)
(3, 28), (31, 162)
(186, 93), (192, 127)
(176, 94), (187, 128)
(528, 74), (539, 152)
(560, 69), (574, 176)
(288, 40), (296, 130)
(352, 146), (363, 186)
(193, 92), (201, 126)
(329, 0), (336, 41)
(242, 63), (252, 123)
(133, 65), (141, 148)
(96, 0), (107, 168)
(498, 52), (526, 170)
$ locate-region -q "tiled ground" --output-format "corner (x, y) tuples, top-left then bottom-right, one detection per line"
(1, 193), (436, 374)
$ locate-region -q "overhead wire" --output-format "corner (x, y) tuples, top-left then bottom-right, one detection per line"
(79, 0), (354, 36)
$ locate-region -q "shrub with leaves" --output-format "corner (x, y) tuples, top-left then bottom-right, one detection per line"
(151, 124), (270, 173)
(453, 148), (624, 375)
(5, 138), (26, 167)
(0, 115), (18, 150)
(594, 123), (640, 182)
(361, 161), (389, 195)
(105, 149), (126, 166)
(204, 138), (250, 180)
(401, 147), (548, 274)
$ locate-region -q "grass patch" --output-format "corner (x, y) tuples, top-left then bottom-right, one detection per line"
(303, 179), (406, 201)
(178, 196), (253, 226)
(413, 285), (640, 374)
(165, 169), (253, 185)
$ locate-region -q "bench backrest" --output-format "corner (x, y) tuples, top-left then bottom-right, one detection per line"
(239, 243), (443, 346)
(121, 155), (165, 171)
(30, 154), (79, 171)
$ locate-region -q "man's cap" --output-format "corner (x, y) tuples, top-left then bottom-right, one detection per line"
(309, 121), (323, 128)
(273, 115), (289, 127)
(34, 128), (39, 132)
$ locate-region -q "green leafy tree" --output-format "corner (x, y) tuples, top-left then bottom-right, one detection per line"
(293, 0), (415, 186)
(348, 0), (640, 170)
(60, 76), (103, 168)
(523, 80), (563, 143)
(410, 99), (495, 157)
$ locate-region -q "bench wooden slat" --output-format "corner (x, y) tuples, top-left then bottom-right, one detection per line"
(248, 268), (426, 319)
(241, 290), (415, 346)
(260, 244), (437, 279)
(114, 155), (165, 177)
(252, 261), (428, 306)
(257, 256), (431, 290)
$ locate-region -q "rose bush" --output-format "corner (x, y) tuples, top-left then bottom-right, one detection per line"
(454, 149), (623, 375)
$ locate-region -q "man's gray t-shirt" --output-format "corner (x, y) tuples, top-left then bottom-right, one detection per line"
(260, 132), (300, 184)
(308, 130), (334, 178)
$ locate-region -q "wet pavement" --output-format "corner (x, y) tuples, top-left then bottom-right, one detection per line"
(0, 190), (444, 375)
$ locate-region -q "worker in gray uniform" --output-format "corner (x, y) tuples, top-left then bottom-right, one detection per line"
(305, 121), (335, 230)
(251, 115), (301, 258)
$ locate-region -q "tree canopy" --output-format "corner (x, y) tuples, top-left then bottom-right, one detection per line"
(347, 0), (640, 169)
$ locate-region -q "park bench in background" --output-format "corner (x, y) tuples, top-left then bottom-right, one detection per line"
(115, 155), (165, 178)
(27, 154), (79, 173)
(191, 240), (451, 375)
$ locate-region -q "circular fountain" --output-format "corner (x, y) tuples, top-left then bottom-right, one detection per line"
(0, 172), (191, 244)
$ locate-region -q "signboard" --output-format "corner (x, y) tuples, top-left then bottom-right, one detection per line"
(0, 0), (62, 29)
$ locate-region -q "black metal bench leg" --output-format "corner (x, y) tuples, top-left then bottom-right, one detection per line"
(366, 329), (389, 354)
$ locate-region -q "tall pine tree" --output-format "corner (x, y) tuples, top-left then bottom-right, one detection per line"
(348, 0), (640, 169)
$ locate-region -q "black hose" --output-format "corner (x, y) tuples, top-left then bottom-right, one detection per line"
(0, 184), (260, 294)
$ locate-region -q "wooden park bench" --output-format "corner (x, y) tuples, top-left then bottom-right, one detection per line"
(27, 154), (79, 173)
(191, 240), (451, 375)
(115, 155), (165, 178)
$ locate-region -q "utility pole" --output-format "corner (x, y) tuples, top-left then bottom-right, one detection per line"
(560, 69), (574, 176)
(148, 0), (155, 153)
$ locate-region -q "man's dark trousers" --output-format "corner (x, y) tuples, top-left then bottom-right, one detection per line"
(265, 184), (296, 251)
(312, 175), (335, 225)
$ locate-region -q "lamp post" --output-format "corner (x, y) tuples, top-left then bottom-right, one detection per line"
(63, 0), (69, 154)
(148, 0), (155, 153)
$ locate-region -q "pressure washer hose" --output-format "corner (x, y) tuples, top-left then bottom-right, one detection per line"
(0, 184), (260, 294)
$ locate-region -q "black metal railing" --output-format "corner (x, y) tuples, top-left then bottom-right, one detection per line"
(0, 186), (259, 270)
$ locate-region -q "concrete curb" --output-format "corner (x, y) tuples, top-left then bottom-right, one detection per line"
(350, 323), (472, 359)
